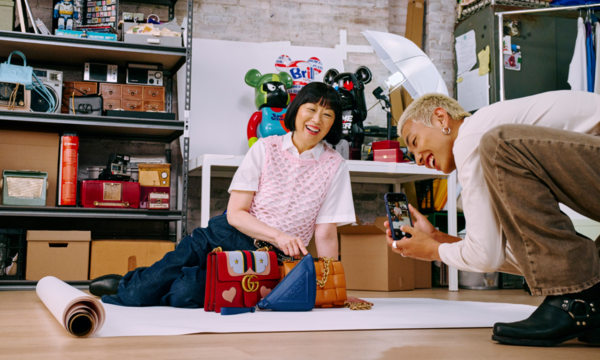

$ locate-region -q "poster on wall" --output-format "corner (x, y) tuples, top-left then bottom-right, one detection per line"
(178, 39), (345, 159)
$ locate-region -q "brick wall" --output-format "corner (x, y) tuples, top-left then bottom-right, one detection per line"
(424, 0), (456, 97)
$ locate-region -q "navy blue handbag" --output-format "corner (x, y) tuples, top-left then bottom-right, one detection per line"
(257, 254), (317, 311)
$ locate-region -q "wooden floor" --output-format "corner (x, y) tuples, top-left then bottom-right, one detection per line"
(0, 288), (597, 359)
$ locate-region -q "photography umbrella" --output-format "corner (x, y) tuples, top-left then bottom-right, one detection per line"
(362, 30), (448, 98)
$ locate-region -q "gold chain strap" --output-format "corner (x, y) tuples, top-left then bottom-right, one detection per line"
(344, 302), (373, 310)
(316, 257), (333, 288)
(7, 83), (20, 110)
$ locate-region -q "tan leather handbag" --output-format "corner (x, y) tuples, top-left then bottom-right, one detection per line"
(279, 257), (347, 308)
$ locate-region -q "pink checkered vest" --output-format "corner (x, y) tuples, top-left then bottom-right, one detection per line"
(248, 135), (344, 245)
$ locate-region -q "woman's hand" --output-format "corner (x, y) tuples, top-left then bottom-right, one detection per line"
(346, 296), (373, 306)
(274, 232), (308, 258)
(408, 204), (440, 240)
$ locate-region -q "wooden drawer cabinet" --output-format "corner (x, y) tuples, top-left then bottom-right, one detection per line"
(64, 82), (98, 97)
(67, 81), (98, 96)
(122, 85), (143, 100)
(103, 99), (121, 111)
(143, 101), (165, 112)
(143, 86), (165, 100)
(122, 100), (143, 111)
(100, 83), (122, 99)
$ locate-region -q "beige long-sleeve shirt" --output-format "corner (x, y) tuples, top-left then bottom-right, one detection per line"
(439, 91), (600, 274)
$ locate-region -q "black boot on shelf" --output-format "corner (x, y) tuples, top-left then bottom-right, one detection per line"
(89, 274), (123, 297)
(492, 294), (600, 347)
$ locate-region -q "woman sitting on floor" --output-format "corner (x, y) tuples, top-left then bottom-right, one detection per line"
(101, 82), (366, 308)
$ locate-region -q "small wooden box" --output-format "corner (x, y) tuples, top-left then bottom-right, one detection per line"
(143, 86), (165, 100)
(143, 101), (165, 112)
(100, 83), (122, 99)
(122, 100), (143, 111)
(64, 81), (98, 96)
(122, 85), (143, 100)
(103, 99), (121, 111)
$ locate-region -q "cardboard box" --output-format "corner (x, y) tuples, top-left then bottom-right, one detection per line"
(339, 217), (415, 291)
(405, 0), (425, 49)
(90, 240), (175, 279)
(26, 231), (91, 281)
(0, 130), (59, 207)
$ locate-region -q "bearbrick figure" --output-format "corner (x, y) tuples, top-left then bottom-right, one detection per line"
(323, 66), (372, 160)
(274, 55), (323, 101)
(245, 69), (294, 148)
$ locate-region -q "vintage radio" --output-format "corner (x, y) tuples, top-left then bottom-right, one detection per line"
(80, 180), (140, 209)
(138, 163), (170, 187)
(0, 82), (31, 111)
(0, 170), (48, 206)
(140, 186), (170, 210)
(126, 62), (163, 86)
(84, 63), (118, 83)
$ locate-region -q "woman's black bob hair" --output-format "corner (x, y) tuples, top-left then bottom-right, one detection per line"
(283, 82), (343, 145)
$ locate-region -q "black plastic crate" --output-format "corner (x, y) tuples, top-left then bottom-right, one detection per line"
(414, 179), (435, 215)
(0, 229), (26, 280)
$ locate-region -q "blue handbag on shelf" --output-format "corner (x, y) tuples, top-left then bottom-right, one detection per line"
(0, 51), (33, 89)
(0, 51), (56, 113)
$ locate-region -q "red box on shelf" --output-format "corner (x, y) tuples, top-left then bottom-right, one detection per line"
(374, 148), (402, 163)
(372, 140), (400, 150)
(140, 186), (171, 210)
(80, 180), (141, 209)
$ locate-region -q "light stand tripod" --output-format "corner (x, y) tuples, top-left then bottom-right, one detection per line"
(372, 86), (394, 141)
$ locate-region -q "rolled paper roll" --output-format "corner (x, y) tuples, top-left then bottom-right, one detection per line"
(36, 276), (105, 338)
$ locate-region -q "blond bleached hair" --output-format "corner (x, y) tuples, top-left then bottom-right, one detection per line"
(398, 93), (471, 133)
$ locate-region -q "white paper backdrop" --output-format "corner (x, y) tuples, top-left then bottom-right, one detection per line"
(92, 298), (535, 338)
(178, 39), (345, 159)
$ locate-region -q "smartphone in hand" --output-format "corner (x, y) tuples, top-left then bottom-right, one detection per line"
(384, 192), (413, 240)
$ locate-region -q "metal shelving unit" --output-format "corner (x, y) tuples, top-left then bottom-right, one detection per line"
(0, 0), (193, 287)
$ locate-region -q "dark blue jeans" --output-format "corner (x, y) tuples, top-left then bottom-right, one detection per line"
(102, 214), (255, 308)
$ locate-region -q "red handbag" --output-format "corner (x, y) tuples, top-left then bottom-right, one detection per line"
(204, 248), (280, 313)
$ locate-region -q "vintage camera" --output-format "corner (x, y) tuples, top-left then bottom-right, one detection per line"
(0, 82), (31, 112)
(31, 69), (63, 113)
(99, 154), (131, 181)
(84, 63), (118, 83)
(126, 63), (163, 86)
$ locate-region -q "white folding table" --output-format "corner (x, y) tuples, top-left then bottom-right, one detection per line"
(188, 155), (459, 291)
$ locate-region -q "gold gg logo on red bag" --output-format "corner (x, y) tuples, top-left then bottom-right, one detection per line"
(242, 275), (259, 292)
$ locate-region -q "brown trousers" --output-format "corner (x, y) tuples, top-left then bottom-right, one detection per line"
(479, 124), (600, 296)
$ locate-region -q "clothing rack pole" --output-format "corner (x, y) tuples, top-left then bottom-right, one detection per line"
(496, 2), (600, 101)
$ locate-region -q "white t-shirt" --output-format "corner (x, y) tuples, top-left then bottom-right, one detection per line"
(228, 132), (356, 226)
(440, 90), (600, 274)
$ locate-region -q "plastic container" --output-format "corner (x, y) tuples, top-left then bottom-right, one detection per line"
(457, 229), (500, 290)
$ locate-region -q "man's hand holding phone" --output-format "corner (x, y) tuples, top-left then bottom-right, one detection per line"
(385, 221), (442, 262)
(384, 203), (442, 261)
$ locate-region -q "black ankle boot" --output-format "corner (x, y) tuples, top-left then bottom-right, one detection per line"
(90, 274), (123, 297)
(492, 295), (600, 346)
